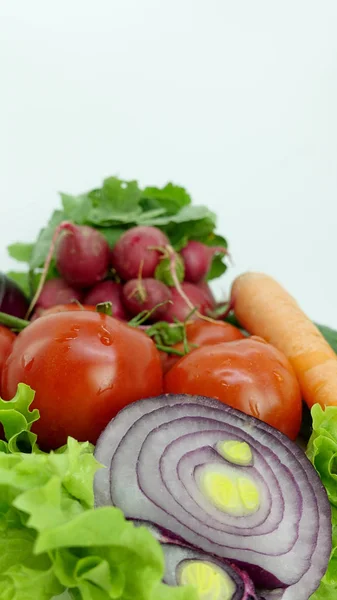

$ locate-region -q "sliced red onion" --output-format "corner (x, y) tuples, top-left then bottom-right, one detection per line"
(162, 541), (258, 599)
(94, 394), (331, 599)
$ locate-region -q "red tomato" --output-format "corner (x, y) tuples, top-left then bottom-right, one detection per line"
(2, 311), (163, 449)
(31, 304), (97, 320)
(160, 320), (245, 374)
(0, 325), (16, 392)
(164, 337), (302, 439)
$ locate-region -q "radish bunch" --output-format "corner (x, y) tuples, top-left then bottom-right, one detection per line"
(33, 224), (220, 323)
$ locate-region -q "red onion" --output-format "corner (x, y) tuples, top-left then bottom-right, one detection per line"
(162, 541), (258, 599)
(94, 394), (331, 600)
(0, 273), (29, 318)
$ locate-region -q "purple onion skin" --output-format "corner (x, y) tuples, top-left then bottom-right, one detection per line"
(162, 541), (259, 600)
(0, 273), (29, 318)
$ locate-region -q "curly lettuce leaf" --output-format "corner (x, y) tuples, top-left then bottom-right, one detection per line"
(307, 405), (337, 599)
(0, 384), (39, 454)
(0, 384), (196, 600)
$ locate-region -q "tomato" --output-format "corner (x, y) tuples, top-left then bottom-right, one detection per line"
(160, 320), (244, 374)
(164, 337), (302, 439)
(31, 304), (97, 321)
(0, 325), (16, 392)
(2, 311), (163, 449)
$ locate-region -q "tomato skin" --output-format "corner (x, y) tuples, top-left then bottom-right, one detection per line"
(2, 311), (163, 449)
(164, 337), (302, 439)
(0, 325), (16, 392)
(160, 320), (244, 374)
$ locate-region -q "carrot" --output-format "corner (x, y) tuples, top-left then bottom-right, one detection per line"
(230, 272), (337, 409)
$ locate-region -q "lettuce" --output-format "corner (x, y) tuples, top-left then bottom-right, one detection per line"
(307, 404), (337, 599)
(0, 384), (196, 600)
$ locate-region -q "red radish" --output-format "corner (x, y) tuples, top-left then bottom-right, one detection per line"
(31, 303), (96, 321)
(110, 226), (169, 280)
(35, 278), (82, 310)
(56, 224), (110, 287)
(180, 240), (227, 283)
(84, 281), (127, 320)
(196, 280), (216, 308)
(163, 282), (214, 322)
(123, 278), (172, 321)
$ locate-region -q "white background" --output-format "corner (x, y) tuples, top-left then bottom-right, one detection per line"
(1, 1), (337, 326)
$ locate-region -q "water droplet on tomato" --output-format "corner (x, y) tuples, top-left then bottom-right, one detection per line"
(99, 334), (112, 346)
(99, 326), (113, 346)
(55, 331), (79, 343)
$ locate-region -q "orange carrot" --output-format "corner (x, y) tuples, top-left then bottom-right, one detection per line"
(231, 272), (337, 409)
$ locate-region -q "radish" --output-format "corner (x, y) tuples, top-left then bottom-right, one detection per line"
(56, 224), (110, 287)
(180, 240), (227, 283)
(35, 278), (82, 310)
(123, 278), (172, 321)
(110, 226), (169, 280)
(196, 280), (216, 308)
(84, 281), (127, 320)
(163, 282), (214, 322)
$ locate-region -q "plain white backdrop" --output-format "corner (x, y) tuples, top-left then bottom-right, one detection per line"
(1, 1), (337, 326)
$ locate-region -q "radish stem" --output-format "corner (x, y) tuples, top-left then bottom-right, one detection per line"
(25, 221), (73, 319)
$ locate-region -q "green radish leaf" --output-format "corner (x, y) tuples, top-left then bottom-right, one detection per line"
(60, 193), (91, 224)
(145, 321), (186, 347)
(29, 210), (65, 270)
(7, 243), (34, 264)
(141, 183), (191, 215)
(87, 178), (143, 226)
(206, 253), (227, 281)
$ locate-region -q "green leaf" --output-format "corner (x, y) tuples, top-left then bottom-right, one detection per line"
(146, 322), (185, 347)
(141, 184), (191, 216)
(0, 564), (63, 600)
(206, 254), (227, 281)
(307, 404), (337, 506)
(307, 405), (337, 599)
(0, 384), (39, 454)
(7, 243), (34, 264)
(29, 210), (65, 271)
(60, 194), (92, 225)
(142, 205), (215, 228)
(87, 178), (143, 226)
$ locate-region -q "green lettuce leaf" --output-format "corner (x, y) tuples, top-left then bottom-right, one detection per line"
(0, 384), (197, 600)
(0, 384), (39, 453)
(307, 405), (337, 599)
